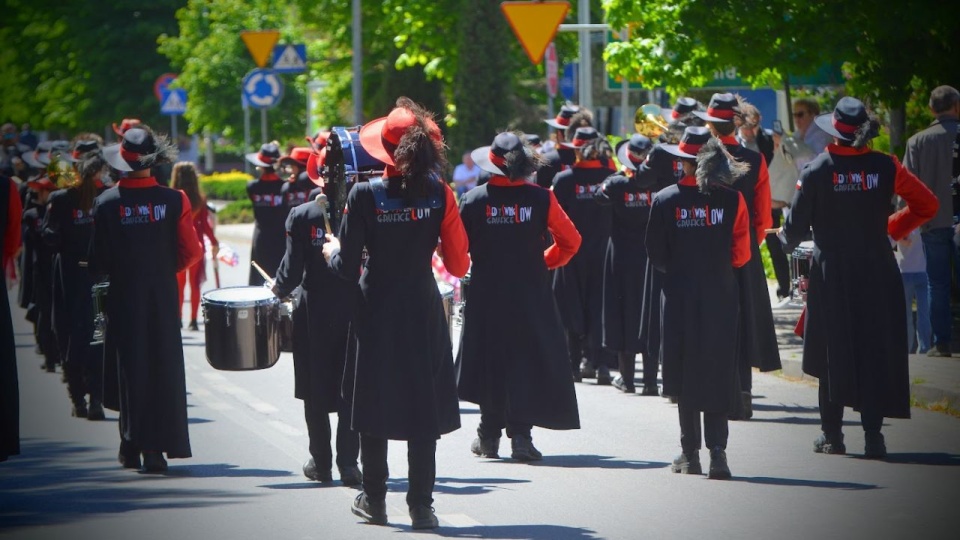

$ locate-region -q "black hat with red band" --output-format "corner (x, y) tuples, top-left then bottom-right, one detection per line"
(103, 126), (176, 172)
(660, 126), (711, 160)
(814, 96), (871, 142)
(472, 132), (525, 176)
(62, 140), (100, 164)
(559, 126), (601, 149)
(545, 103), (581, 130)
(616, 134), (653, 172)
(693, 93), (740, 123)
(662, 97), (701, 124)
(245, 142), (282, 168)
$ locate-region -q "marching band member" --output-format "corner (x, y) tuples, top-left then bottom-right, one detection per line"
(170, 162), (218, 331)
(780, 97), (938, 459)
(246, 142), (287, 286)
(594, 134), (659, 395)
(279, 147), (316, 209)
(551, 126), (616, 384)
(42, 139), (108, 419)
(272, 149), (361, 487)
(646, 128), (751, 480)
(323, 97), (468, 530)
(91, 125), (202, 473)
(694, 93), (781, 419)
(1, 168), (23, 462)
(458, 132), (581, 462)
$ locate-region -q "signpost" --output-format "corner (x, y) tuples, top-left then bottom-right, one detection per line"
(545, 41), (558, 121)
(159, 87), (187, 142)
(500, 1), (570, 65)
(272, 44), (307, 73)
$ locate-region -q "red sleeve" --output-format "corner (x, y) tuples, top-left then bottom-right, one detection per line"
(438, 183), (469, 277)
(197, 205), (218, 246)
(177, 191), (204, 272)
(544, 190), (581, 269)
(888, 155), (939, 241)
(3, 180), (22, 264)
(732, 191), (751, 268)
(753, 155), (773, 242)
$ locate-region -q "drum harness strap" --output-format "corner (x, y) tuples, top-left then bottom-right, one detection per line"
(369, 175), (443, 212)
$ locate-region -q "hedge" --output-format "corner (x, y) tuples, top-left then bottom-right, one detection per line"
(216, 199), (254, 224)
(200, 171), (253, 201)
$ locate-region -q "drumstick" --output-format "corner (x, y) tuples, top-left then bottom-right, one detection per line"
(316, 193), (333, 235)
(251, 261), (274, 286)
(763, 228), (780, 234)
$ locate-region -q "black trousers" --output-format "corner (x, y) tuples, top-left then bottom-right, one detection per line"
(567, 332), (603, 370)
(641, 352), (659, 387)
(360, 434), (436, 508)
(818, 375), (883, 435)
(304, 394), (360, 471)
(64, 342), (104, 406)
(478, 399), (532, 440)
(765, 208), (791, 298)
(678, 401), (728, 454)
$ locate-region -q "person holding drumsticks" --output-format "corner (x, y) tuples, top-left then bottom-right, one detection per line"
(322, 97), (468, 530)
(779, 97), (938, 459)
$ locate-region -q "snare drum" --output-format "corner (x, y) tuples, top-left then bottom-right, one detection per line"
(438, 281), (455, 338)
(90, 281), (109, 345)
(202, 286), (281, 371)
(791, 241), (815, 304)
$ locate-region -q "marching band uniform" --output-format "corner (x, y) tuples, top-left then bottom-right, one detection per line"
(246, 143), (287, 286)
(279, 148), (316, 210)
(646, 129), (751, 479)
(457, 133), (581, 461)
(594, 134), (658, 394)
(22, 175), (61, 373)
(91, 127), (203, 472)
(694, 93), (781, 419)
(273, 180), (361, 486)
(326, 101), (469, 529)
(781, 98), (938, 458)
(1, 173), (23, 462)
(551, 127), (616, 383)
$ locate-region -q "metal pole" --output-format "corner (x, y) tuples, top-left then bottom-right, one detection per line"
(243, 103), (251, 174)
(171, 115), (178, 143)
(619, 29), (629, 136)
(203, 129), (214, 173)
(545, 54), (555, 129)
(352, 0), (363, 125)
(577, 0), (592, 113)
(261, 109), (268, 144)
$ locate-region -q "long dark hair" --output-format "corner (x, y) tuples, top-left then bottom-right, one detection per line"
(74, 151), (106, 213)
(695, 138), (750, 194)
(502, 131), (545, 180)
(171, 161), (204, 212)
(843, 116), (881, 150)
(391, 97), (448, 198)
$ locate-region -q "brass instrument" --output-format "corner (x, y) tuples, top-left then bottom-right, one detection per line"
(634, 103), (670, 138)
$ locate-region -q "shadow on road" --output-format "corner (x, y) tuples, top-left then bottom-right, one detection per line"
(422, 524), (601, 539)
(0, 439), (252, 532)
(747, 417), (859, 426)
(732, 476), (878, 490)
(751, 403), (819, 414)
(161, 462), (294, 478)
(529, 455), (669, 470)
(883, 453), (960, 466)
(388, 476), (530, 496)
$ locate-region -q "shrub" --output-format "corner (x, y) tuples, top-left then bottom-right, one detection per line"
(200, 171), (253, 201)
(216, 199), (254, 224)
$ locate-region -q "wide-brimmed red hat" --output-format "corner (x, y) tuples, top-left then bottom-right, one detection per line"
(358, 107), (441, 167)
(306, 148), (327, 185)
(693, 93), (740, 123)
(27, 175), (60, 191)
(307, 131), (330, 153)
(112, 118), (142, 137)
(245, 142), (282, 168)
(660, 126), (711, 159)
(559, 126), (601, 149)
(279, 147), (312, 168)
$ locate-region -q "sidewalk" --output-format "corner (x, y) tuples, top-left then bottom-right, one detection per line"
(770, 291), (960, 412)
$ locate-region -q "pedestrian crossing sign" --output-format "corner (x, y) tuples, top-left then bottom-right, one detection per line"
(160, 89), (187, 116)
(272, 44), (307, 73)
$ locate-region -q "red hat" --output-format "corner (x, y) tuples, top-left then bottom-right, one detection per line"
(358, 107), (441, 166)
(27, 176), (59, 191)
(307, 130), (330, 153)
(112, 118), (142, 137)
(306, 147), (327, 186)
(279, 147), (312, 168)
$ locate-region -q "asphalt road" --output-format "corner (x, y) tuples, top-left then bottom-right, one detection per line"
(2, 234), (959, 540)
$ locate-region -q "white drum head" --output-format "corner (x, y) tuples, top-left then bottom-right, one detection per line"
(203, 286), (276, 305)
(437, 281), (454, 297)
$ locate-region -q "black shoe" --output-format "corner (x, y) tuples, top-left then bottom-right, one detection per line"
(510, 435), (543, 461)
(708, 447), (731, 480)
(612, 375), (635, 393)
(813, 432), (846, 455)
(927, 344), (951, 357)
(640, 384), (660, 397)
(579, 360), (597, 379)
(572, 368), (582, 383)
(596, 364), (612, 386)
(352, 493), (387, 525)
(141, 451), (168, 473)
(188, 320), (199, 331)
(44, 362), (56, 373)
(409, 504), (439, 530)
(71, 401), (88, 419)
(671, 451), (702, 474)
(864, 432), (887, 459)
(118, 440), (141, 469)
(471, 437), (500, 458)
(87, 400), (105, 421)
(339, 465), (363, 486)
(303, 458), (333, 482)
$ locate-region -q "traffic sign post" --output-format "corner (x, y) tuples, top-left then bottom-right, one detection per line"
(544, 42), (558, 122)
(500, 1), (569, 65)
(160, 88), (187, 144)
(242, 69), (284, 109)
(272, 44), (307, 73)
(154, 73), (178, 101)
(560, 63), (577, 101)
(241, 30), (280, 68)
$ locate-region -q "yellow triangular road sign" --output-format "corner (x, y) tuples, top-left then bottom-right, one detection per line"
(241, 30), (280, 68)
(500, 1), (570, 65)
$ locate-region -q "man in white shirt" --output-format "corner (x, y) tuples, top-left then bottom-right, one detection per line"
(452, 152), (480, 197)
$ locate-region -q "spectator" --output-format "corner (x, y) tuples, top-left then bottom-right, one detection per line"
(452, 152), (479, 197)
(19, 123), (37, 150)
(903, 85), (960, 357)
(792, 98), (832, 157)
(898, 228), (931, 354)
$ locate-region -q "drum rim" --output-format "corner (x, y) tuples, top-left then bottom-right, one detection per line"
(202, 285), (279, 306)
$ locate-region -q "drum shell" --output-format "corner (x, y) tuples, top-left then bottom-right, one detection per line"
(90, 282), (109, 346)
(202, 292), (281, 371)
(438, 281), (455, 339)
(791, 242), (815, 303)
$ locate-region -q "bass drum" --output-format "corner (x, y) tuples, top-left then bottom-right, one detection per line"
(323, 126), (385, 226)
(202, 286), (281, 371)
